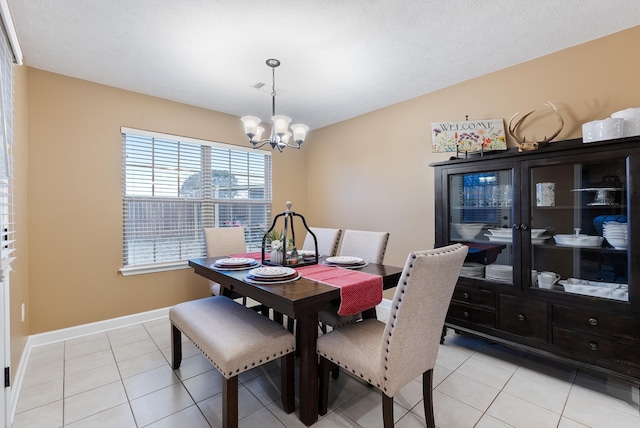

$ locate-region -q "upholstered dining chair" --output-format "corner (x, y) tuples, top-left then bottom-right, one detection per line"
(317, 243), (468, 428)
(301, 227), (342, 257)
(337, 229), (389, 264)
(204, 227), (247, 299)
(318, 229), (390, 330)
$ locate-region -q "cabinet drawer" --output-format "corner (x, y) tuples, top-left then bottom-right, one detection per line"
(452, 286), (496, 309)
(553, 305), (640, 342)
(448, 303), (495, 328)
(499, 295), (548, 342)
(553, 326), (638, 364)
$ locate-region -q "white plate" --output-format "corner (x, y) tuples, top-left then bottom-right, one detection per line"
(245, 272), (301, 285)
(485, 234), (550, 244)
(322, 260), (369, 269)
(214, 257), (256, 266)
(212, 263), (260, 271)
(485, 234), (511, 243)
(248, 266), (297, 278)
(325, 256), (364, 265)
(295, 250), (316, 256)
(559, 278), (624, 289)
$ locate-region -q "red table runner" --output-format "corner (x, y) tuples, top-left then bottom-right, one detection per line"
(229, 252), (383, 316)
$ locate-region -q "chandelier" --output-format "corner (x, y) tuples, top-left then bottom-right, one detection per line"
(241, 59), (309, 152)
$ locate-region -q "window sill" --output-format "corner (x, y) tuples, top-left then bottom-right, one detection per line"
(119, 261), (191, 276)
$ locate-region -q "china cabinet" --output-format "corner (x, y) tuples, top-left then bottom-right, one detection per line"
(431, 136), (640, 384)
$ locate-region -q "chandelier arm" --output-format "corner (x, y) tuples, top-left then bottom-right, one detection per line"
(251, 139), (275, 150)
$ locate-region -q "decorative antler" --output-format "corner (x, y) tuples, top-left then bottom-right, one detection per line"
(508, 101), (564, 152)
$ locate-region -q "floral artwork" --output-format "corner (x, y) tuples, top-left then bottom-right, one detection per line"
(431, 119), (507, 153)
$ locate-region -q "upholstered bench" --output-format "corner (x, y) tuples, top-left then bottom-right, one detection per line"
(169, 296), (296, 427)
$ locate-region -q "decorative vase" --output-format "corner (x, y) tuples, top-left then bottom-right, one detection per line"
(270, 249), (283, 265)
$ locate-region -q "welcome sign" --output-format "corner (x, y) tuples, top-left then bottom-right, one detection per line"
(431, 119), (506, 153)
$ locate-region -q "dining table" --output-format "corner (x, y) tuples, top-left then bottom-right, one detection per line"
(188, 256), (403, 426)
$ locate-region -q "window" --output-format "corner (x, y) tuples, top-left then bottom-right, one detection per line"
(120, 128), (272, 275)
(0, 16), (16, 282)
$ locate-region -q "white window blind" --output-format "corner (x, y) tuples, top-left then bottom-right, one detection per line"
(0, 17), (15, 281)
(121, 128), (272, 274)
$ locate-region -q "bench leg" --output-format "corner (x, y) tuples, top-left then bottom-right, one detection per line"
(281, 352), (295, 413)
(223, 376), (239, 428)
(171, 324), (182, 369)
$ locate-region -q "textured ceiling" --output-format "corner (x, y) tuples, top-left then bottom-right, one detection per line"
(7, 0), (640, 130)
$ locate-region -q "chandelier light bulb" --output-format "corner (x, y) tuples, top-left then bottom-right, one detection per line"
(241, 116), (261, 140)
(290, 124), (309, 145)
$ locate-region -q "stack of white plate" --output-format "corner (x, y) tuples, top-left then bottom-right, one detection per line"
(246, 266), (301, 284)
(323, 256), (367, 269)
(603, 222), (628, 249)
(212, 257), (260, 271)
(485, 264), (512, 283)
(460, 262), (484, 278)
(485, 228), (549, 244)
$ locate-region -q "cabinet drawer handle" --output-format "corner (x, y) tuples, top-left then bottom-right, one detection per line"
(520, 224), (529, 230)
(463, 311), (470, 318)
(463, 292), (470, 300)
(518, 314), (526, 322)
(588, 317), (598, 326)
(513, 224), (520, 230)
(589, 342), (598, 351)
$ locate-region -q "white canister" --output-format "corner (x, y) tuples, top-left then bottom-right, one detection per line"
(600, 118), (624, 140)
(536, 182), (555, 207)
(582, 121), (597, 143)
(611, 108), (640, 137)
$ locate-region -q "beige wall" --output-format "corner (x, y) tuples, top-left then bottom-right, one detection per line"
(23, 69), (306, 334)
(12, 25), (640, 345)
(305, 25), (640, 271)
(11, 63), (29, 377)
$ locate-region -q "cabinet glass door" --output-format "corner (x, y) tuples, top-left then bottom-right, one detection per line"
(529, 155), (628, 302)
(449, 169), (514, 284)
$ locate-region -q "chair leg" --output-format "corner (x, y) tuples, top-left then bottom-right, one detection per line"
(423, 369), (435, 428)
(330, 363), (340, 379)
(382, 393), (394, 428)
(170, 324), (182, 369)
(281, 352), (295, 413)
(318, 356), (330, 415)
(273, 311), (284, 325)
(288, 318), (300, 357)
(223, 376), (239, 428)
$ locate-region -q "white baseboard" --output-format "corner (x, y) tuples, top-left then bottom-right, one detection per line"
(10, 307), (170, 425)
(376, 298), (392, 322)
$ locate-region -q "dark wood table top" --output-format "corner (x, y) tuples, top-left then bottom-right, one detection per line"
(188, 257), (403, 319)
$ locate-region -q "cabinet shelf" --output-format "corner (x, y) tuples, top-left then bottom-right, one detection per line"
(533, 205), (627, 210)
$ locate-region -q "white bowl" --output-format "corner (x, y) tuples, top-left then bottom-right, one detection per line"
(487, 228), (512, 237)
(554, 234), (603, 247)
(452, 223), (485, 241)
(605, 236), (628, 249)
(530, 229), (548, 238)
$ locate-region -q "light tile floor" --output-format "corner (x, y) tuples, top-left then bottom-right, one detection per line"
(11, 316), (640, 428)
